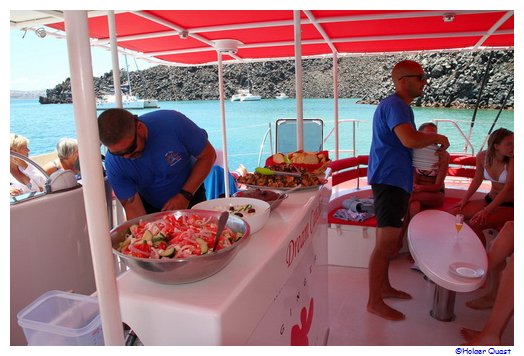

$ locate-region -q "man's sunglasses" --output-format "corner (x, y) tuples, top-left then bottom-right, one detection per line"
(398, 74), (427, 81)
(110, 117), (139, 156)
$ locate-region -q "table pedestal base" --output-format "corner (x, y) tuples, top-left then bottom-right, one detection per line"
(430, 285), (456, 321)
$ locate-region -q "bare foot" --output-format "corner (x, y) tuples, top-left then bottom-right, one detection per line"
(460, 328), (501, 346)
(460, 328), (480, 342)
(382, 287), (412, 299)
(466, 296), (495, 310)
(367, 302), (405, 321)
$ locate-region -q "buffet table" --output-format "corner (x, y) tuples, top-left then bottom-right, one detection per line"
(408, 210), (487, 321)
(116, 187), (330, 345)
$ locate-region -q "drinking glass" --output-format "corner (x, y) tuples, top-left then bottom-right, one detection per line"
(455, 214), (464, 238)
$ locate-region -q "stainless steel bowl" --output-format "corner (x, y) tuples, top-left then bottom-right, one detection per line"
(110, 210), (250, 284)
(233, 188), (288, 210)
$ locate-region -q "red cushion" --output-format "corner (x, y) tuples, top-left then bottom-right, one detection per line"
(328, 196), (462, 227)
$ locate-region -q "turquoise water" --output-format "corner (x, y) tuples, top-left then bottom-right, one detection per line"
(10, 98), (514, 171)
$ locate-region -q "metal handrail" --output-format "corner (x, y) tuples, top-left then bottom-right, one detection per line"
(257, 119), (362, 165)
(323, 119), (361, 158)
(257, 123), (273, 167)
(432, 119), (475, 156)
(10, 151), (51, 205)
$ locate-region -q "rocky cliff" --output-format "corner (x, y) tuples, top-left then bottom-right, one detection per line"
(39, 50), (513, 109)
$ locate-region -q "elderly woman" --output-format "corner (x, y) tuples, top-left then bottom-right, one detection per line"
(10, 133), (47, 196)
(43, 138), (81, 175)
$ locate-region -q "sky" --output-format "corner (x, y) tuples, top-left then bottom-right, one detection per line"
(10, 28), (157, 91)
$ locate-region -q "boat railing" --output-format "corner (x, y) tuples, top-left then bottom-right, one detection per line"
(323, 119), (361, 159)
(10, 152), (81, 205)
(432, 119), (475, 156)
(10, 152), (51, 204)
(256, 119), (361, 166)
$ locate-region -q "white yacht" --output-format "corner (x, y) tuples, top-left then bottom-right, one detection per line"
(231, 89), (261, 101)
(276, 92), (289, 99)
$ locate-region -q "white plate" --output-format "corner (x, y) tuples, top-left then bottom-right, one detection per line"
(449, 262), (485, 279)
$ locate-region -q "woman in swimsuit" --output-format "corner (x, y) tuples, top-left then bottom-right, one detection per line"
(452, 128), (514, 244)
(398, 123), (449, 254)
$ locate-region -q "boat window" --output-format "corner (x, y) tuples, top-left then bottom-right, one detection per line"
(276, 118), (324, 154)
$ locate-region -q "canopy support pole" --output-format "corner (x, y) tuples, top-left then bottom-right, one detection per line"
(332, 52), (339, 159)
(64, 10), (124, 346)
(294, 10), (304, 151)
(217, 52), (230, 197)
(108, 11), (122, 107)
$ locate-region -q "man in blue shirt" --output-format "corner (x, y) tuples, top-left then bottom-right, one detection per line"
(367, 60), (449, 321)
(98, 109), (216, 220)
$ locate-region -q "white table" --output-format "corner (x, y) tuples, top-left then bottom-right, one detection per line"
(408, 210), (487, 321)
(116, 188), (330, 345)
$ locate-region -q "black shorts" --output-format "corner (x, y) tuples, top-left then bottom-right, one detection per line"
(484, 194), (514, 208)
(372, 184), (410, 228)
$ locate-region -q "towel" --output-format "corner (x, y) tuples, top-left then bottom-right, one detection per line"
(333, 209), (370, 222)
(342, 197), (375, 214)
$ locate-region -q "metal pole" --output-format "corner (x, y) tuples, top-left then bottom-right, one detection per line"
(217, 52), (230, 197)
(479, 83), (513, 152)
(64, 10), (124, 345)
(333, 52), (339, 160)
(294, 10), (304, 151)
(465, 51), (494, 151)
(108, 11), (122, 107)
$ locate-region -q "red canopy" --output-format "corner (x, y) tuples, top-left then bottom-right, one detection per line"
(28, 10), (514, 66)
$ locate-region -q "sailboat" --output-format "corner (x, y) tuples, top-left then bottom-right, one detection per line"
(96, 56), (159, 110)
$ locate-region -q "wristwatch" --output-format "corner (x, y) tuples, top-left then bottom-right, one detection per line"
(178, 189), (193, 201)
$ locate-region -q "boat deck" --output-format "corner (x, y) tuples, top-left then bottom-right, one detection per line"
(327, 253), (514, 346)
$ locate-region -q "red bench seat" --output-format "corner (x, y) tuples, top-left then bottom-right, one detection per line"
(328, 196), (462, 227)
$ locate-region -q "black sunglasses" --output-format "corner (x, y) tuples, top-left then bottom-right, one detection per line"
(399, 74), (427, 81)
(110, 117), (139, 156)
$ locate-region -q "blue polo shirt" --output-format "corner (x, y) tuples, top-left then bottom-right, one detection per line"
(368, 94), (416, 193)
(105, 110), (208, 209)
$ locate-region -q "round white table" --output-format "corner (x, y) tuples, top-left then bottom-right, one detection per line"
(408, 210), (487, 321)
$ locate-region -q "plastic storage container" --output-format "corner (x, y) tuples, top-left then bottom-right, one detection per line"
(17, 290), (104, 346)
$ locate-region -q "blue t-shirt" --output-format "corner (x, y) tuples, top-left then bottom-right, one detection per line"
(105, 110), (208, 209)
(367, 94), (416, 193)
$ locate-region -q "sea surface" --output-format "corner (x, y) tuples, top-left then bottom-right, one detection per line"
(10, 98), (514, 171)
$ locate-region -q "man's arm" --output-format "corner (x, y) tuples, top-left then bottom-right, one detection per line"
(394, 123), (450, 150)
(121, 193), (146, 221)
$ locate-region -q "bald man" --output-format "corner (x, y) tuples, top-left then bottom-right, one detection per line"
(367, 60), (450, 321)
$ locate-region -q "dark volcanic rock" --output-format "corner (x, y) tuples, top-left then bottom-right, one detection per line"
(40, 50), (513, 109)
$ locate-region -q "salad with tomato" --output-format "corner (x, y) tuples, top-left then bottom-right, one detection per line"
(117, 213), (243, 259)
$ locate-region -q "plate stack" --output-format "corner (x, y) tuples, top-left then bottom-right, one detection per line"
(412, 144), (439, 170)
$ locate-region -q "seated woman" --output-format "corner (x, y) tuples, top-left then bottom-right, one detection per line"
(43, 138), (81, 175)
(398, 123), (449, 254)
(10, 133), (47, 196)
(451, 128), (513, 245)
(410, 123), (450, 215)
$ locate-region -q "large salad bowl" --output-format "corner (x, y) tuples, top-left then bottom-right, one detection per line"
(110, 210), (250, 284)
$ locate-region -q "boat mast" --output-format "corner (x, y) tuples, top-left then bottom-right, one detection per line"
(124, 54), (132, 96)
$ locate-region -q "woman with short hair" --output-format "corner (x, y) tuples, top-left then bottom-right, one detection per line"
(43, 138), (81, 175)
(10, 133), (47, 196)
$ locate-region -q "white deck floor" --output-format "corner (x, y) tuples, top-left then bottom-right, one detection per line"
(326, 253), (514, 346)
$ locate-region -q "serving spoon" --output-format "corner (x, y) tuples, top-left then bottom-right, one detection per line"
(212, 211), (230, 252)
(255, 167), (302, 178)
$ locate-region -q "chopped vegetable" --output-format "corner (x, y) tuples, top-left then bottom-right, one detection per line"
(117, 214), (243, 259)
